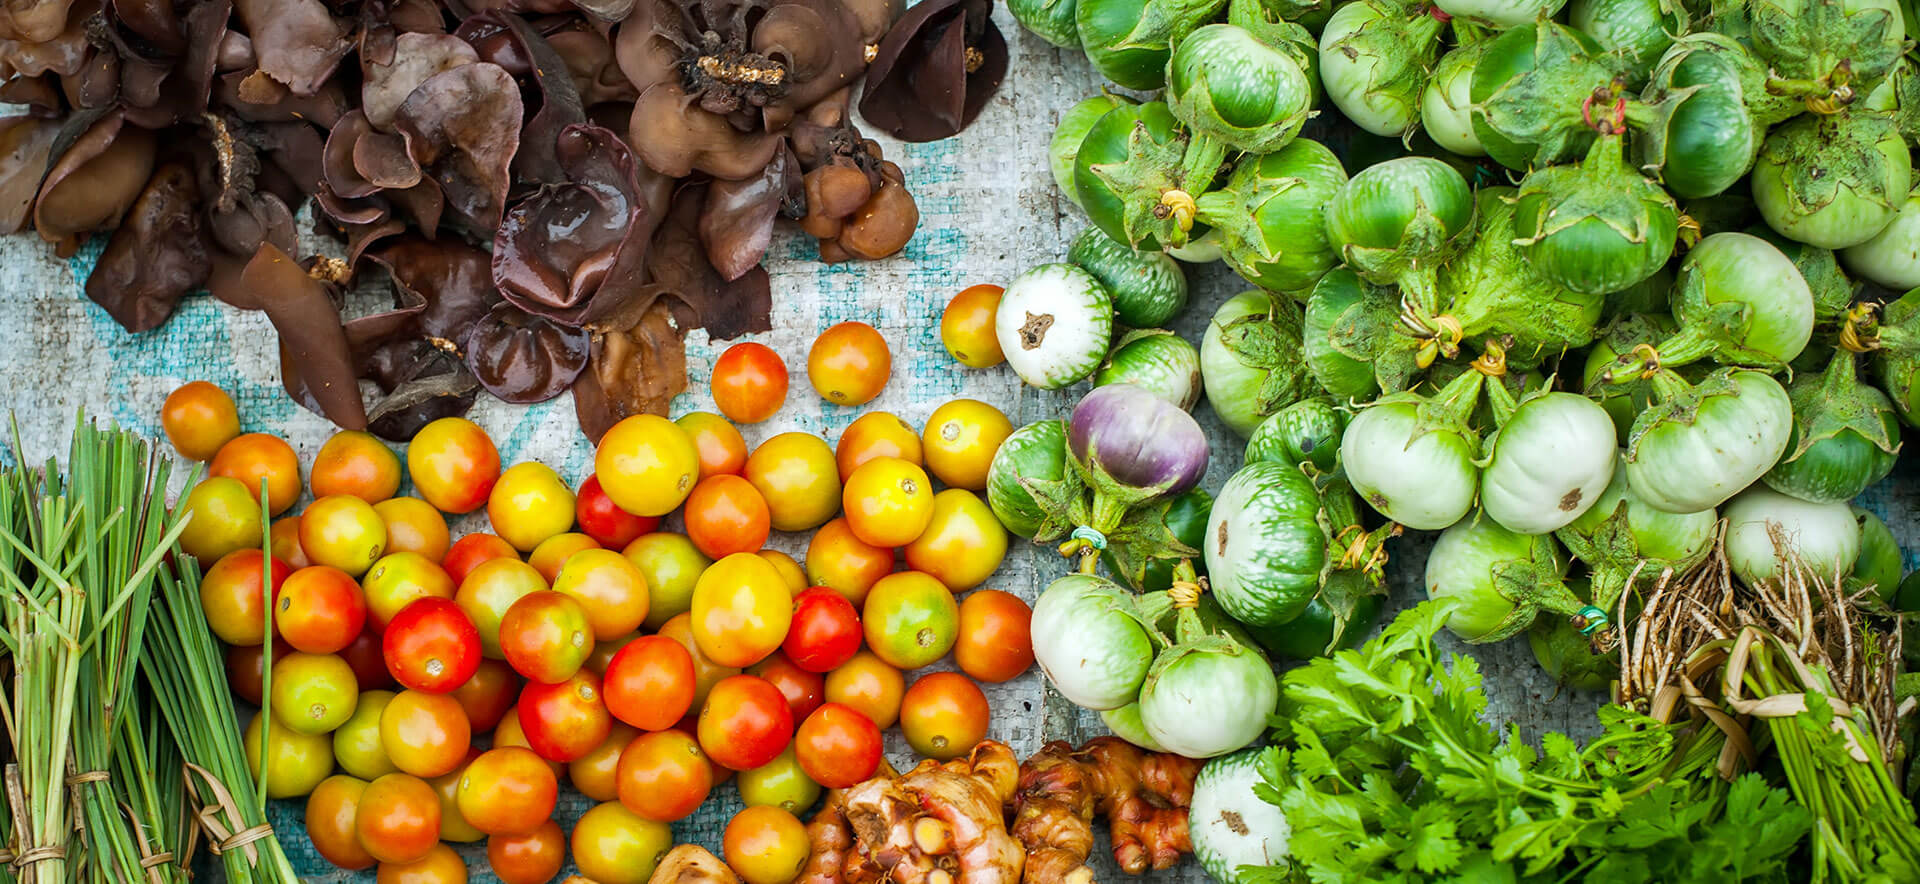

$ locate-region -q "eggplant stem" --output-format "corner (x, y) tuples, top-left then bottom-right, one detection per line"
(1838, 303), (1881, 353)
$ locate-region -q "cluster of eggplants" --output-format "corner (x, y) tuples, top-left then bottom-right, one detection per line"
(6, 0), (1007, 440)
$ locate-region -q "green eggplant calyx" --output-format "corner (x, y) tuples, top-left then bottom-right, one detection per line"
(1751, 0), (1905, 107)
(1779, 351), (1902, 464)
(1218, 302), (1319, 413)
(1102, 501), (1205, 586)
(1087, 117), (1198, 249)
(1472, 549), (1584, 644)
(1757, 111), (1906, 222)
(1018, 462), (1089, 544)
(1472, 21), (1630, 170)
(1397, 294), (1464, 368)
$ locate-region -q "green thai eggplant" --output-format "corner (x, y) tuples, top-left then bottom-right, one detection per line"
(1512, 128), (1680, 296)
(1194, 139), (1348, 294)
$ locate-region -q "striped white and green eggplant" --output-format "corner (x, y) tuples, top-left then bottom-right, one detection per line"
(1762, 351), (1901, 503)
(1067, 227), (1189, 328)
(1095, 329), (1203, 410)
(1724, 485), (1861, 587)
(1205, 460), (1387, 633)
(1430, 188), (1607, 370)
(995, 263), (1114, 390)
(1478, 381), (1619, 535)
(1076, 0), (1228, 91)
(1167, 22), (1315, 161)
(1421, 41), (1488, 157)
(1317, 0), (1446, 138)
(1200, 291), (1319, 437)
(1194, 139), (1349, 294)
(1245, 398), (1345, 472)
(1341, 363), (1491, 530)
(1191, 749), (1293, 884)
(1471, 21), (1627, 172)
(1512, 128), (1680, 297)
(1752, 109), (1910, 250)
(1842, 183), (1920, 290)
(1556, 452), (1717, 614)
(1634, 34), (1787, 200)
(1624, 367), (1793, 513)
(1570, 0), (1687, 75)
(1099, 702), (1167, 751)
(1323, 156), (1474, 314)
(1030, 573), (1159, 710)
(1050, 93), (1135, 208)
(1423, 512), (1584, 643)
(986, 419), (1075, 540)
(1009, 0), (1081, 47)
(1599, 232), (1813, 378)
(1138, 577), (1278, 758)
(1302, 268), (1416, 400)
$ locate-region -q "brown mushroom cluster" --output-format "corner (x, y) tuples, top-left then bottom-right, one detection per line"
(1, 0), (1006, 439)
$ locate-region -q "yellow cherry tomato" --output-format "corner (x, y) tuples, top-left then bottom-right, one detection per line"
(744, 433), (841, 533)
(834, 412), (923, 482)
(807, 322), (891, 406)
(623, 533), (711, 631)
(676, 411), (750, 480)
(595, 415), (699, 518)
(757, 550), (807, 597)
(920, 399), (1013, 491)
(244, 711), (333, 799)
(528, 532), (600, 584)
(407, 418), (500, 515)
(553, 548), (652, 641)
(374, 497), (450, 562)
(691, 553), (794, 669)
(488, 463), (577, 553)
(723, 806), (810, 884)
(903, 489), (1009, 591)
(572, 802), (673, 884)
(300, 495), (389, 577)
(335, 691), (400, 780)
(841, 457), (933, 548)
(940, 285), (1005, 369)
(177, 476), (266, 565)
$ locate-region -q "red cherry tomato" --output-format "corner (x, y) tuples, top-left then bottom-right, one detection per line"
(747, 652), (825, 724)
(498, 591), (595, 685)
(576, 474), (660, 550)
(603, 635), (697, 732)
(516, 670), (612, 762)
(782, 588), (861, 673)
(340, 629), (396, 691)
(441, 533), (518, 585)
(697, 675), (793, 771)
(793, 703), (882, 788)
(711, 342), (790, 424)
(384, 598), (482, 693)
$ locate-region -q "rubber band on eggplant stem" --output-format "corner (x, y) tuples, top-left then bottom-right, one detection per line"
(1070, 526), (1106, 550)
(1169, 579), (1204, 609)
(1471, 340), (1507, 378)
(1574, 605), (1610, 636)
(1839, 302), (1880, 353)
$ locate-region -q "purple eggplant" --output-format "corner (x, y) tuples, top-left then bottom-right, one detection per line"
(1068, 383), (1210, 532)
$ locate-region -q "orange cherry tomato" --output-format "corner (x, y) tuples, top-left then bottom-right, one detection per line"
(824, 651), (904, 729)
(657, 613), (741, 709)
(552, 547), (651, 641)
(603, 635), (696, 731)
(380, 690), (472, 778)
(407, 417), (500, 514)
(570, 723), (638, 803)
(685, 475), (772, 560)
(373, 498), (450, 563)
(355, 773), (442, 865)
(940, 284), (1006, 369)
(955, 589), (1034, 683)
(698, 674), (794, 771)
(803, 518), (894, 607)
(200, 549), (291, 646)
(488, 462), (577, 553)
(499, 590), (595, 684)
(862, 571), (959, 670)
(744, 433), (841, 533)
(572, 801), (674, 884)
(429, 752), (485, 844)
(724, 806), (811, 884)
(807, 321), (891, 406)
(842, 457), (933, 548)
(270, 516), (312, 568)
(307, 775), (378, 870)
(376, 843), (466, 884)
(758, 550), (807, 596)
(676, 412), (750, 480)
(455, 558), (546, 659)
(161, 381), (240, 462)
(299, 495), (388, 577)
(617, 729), (715, 822)
(748, 651), (825, 723)
(383, 597), (482, 693)
(713, 342), (790, 423)
(456, 747), (559, 836)
(516, 669), (612, 762)
(362, 552), (456, 632)
(448, 659), (520, 733)
(921, 398), (1014, 492)
(577, 474), (660, 549)
(834, 411), (923, 481)
(595, 415), (699, 517)
(441, 533), (517, 585)
(311, 430), (403, 503)
(691, 553), (793, 668)
(903, 489), (1009, 591)
(527, 532), (599, 584)
(277, 566), (368, 655)
(899, 672), (990, 761)
(793, 703), (882, 788)
(210, 432), (302, 516)
(487, 820), (566, 884)
(623, 533), (711, 630)
(176, 477), (265, 565)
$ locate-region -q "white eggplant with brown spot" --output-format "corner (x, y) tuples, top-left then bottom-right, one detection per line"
(1479, 391), (1618, 535)
(1191, 748), (1292, 884)
(995, 263), (1115, 390)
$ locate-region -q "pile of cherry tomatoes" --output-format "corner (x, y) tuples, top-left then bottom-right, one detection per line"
(158, 320), (1034, 884)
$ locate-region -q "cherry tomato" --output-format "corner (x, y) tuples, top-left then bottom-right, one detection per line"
(577, 474), (660, 549)
(225, 642), (288, 706)
(299, 495), (388, 576)
(200, 549), (291, 646)
(834, 412), (923, 482)
(487, 820), (566, 884)
(749, 651), (825, 723)
(573, 801), (674, 884)
(899, 672), (990, 761)
(595, 414), (699, 517)
(376, 843), (466, 884)
(380, 690), (471, 778)
(429, 752), (485, 844)
(807, 321), (891, 406)
(793, 703), (883, 788)
(546, 548), (648, 642)
(603, 635), (696, 731)
(783, 587), (861, 673)
(271, 651), (359, 735)
(278, 566), (368, 654)
(955, 589), (1034, 683)
(306, 775), (377, 870)
(455, 558), (545, 659)
(676, 411), (750, 480)
(339, 629), (394, 690)
(658, 612), (742, 708)
(617, 729), (714, 821)
(355, 773), (442, 864)
(448, 659), (519, 733)
(921, 399), (1013, 491)
(862, 571), (958, 670)
(744, 433), (841, 533)
(500, 590), (594, 684)
(211, 432), (302, 516)
(686, 475), (772, 560)
(842, 457), (933, 548)
(803, 518), (894, 606)
(311, 430), (403, 503)
(441, 533), (517, 586)
(177, 476), (265, 565)
(736, 745), (821, 815)
(362, 552), (456, 632)
(335, 690), (399, 780)
(456, 747), (559, 836)
(244, 711), (333, 799)
(757, 550), (807, 596)
(623, 533), (711, 630)
(570, 723), (638, 802)
(724, 805), (810, 884)
(161, 381), (240, 462)
(713, 342), (790, 423)
(372, 498), (450, 563)
(940, 284), (1005, 369)
(407, 417), (500, 514)
(527, 532), (599, 584)
(692, 553), (793, 668)
(517, 669), (612, 762)
(270, 516), (312, 568)
(698, 674), (794, 771)
(824, 652), (904, 729)
(384, 597), (482, 693)
(489, 462), (577, 552)
(904, 489), (1009, 591)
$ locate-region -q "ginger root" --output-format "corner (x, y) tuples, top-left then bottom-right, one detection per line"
(1012, 738), (1200, 883)
(647, 845), (743, 884)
